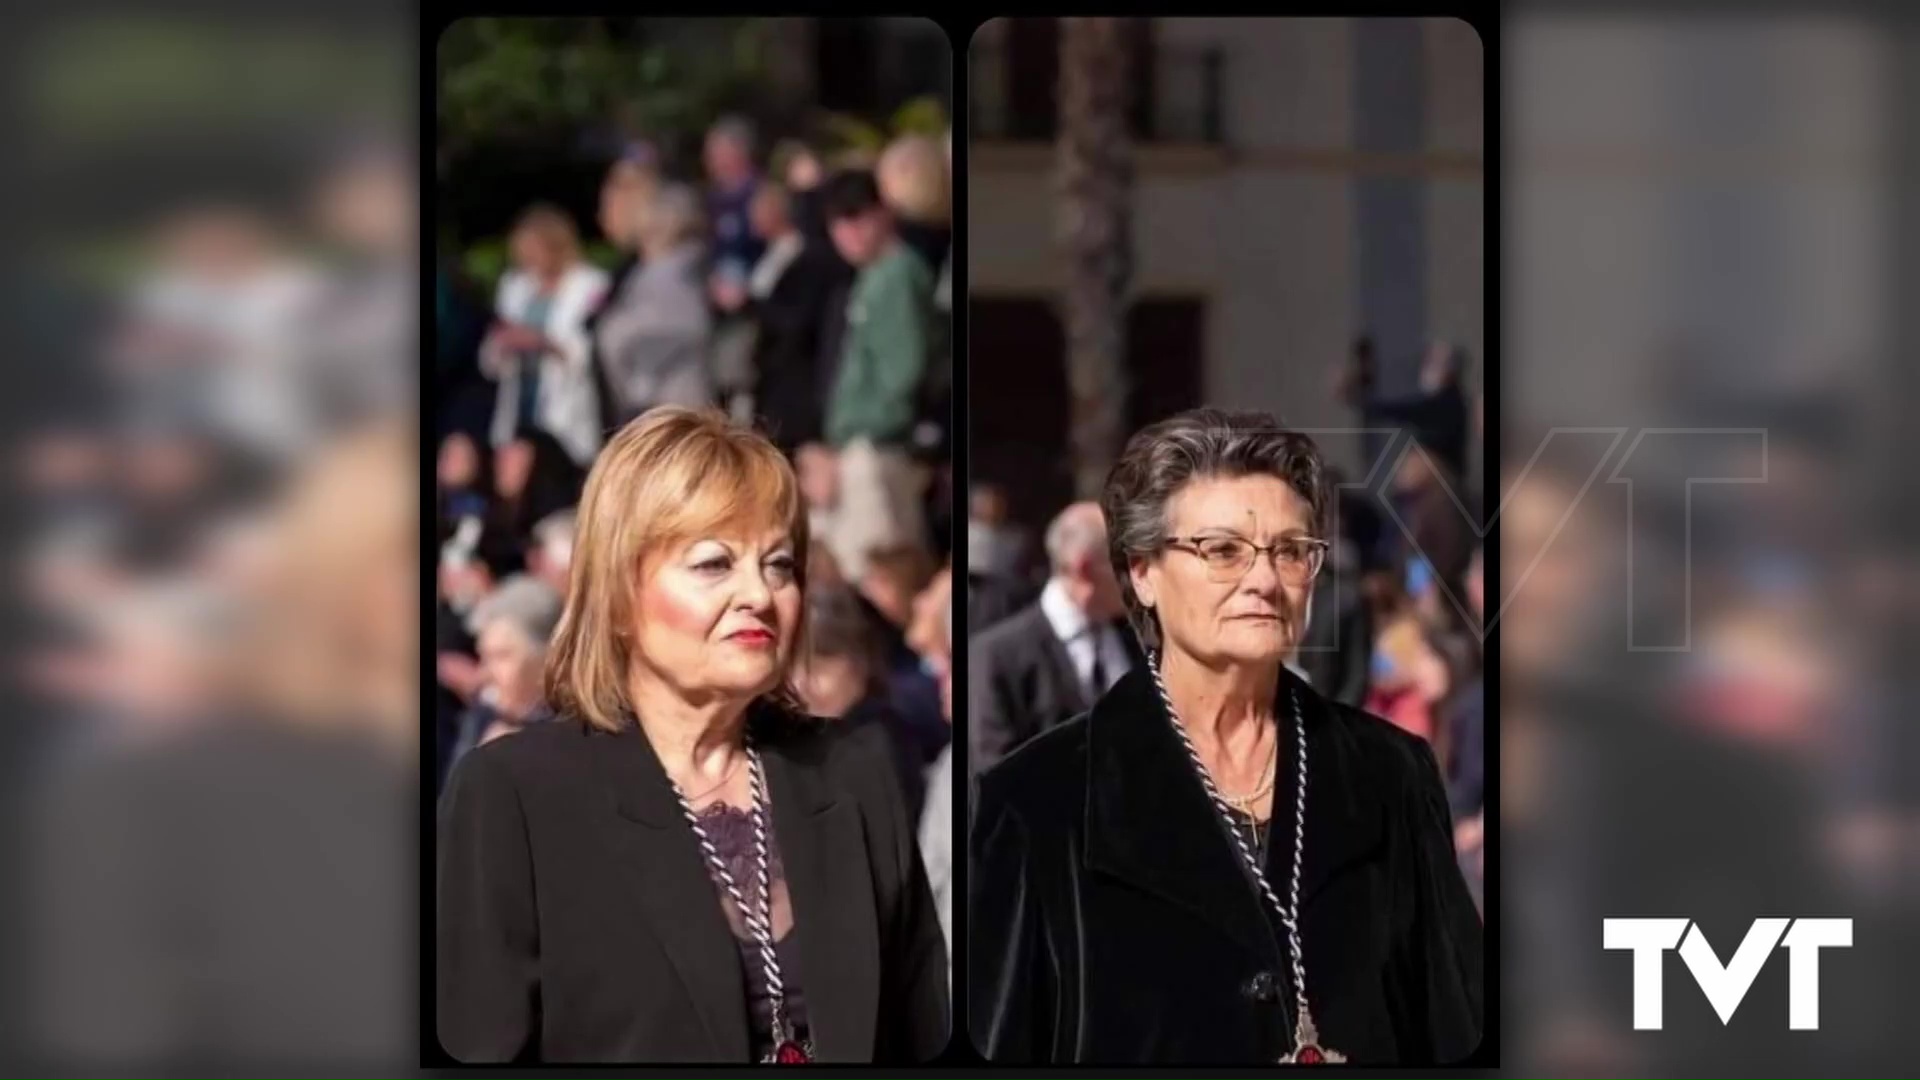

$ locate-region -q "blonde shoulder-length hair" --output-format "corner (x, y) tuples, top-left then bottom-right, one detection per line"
(878, 133), (950, 225)
(545, 407), (810, 733)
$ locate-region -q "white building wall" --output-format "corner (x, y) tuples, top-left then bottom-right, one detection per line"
(969, 16), (1482, 474)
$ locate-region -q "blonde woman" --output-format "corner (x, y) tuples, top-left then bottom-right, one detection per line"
(876, 133), (950, 274)
(482, 205), (607, 467)
(438, 408), (948, 1064)
(599, 154), (661, 257)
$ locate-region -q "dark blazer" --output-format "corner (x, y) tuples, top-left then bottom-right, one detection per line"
(437, 707), (950, 1063)
(967, 601), (1142, 774)
(969, 666), (1483, 1064)
(750, 241), (851, 452)
(582, 254), (640, 440)
(966, 570), (1038, 638)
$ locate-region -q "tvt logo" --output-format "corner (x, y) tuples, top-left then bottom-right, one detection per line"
(1604, 918), (1853, 1030)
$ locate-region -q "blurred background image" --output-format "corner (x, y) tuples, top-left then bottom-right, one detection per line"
(965, 16), (1489, 908)
(3, 6), (1916, 1076)
(8, 7), (418, 1075)
(431, 14), (961, 1000)
(1500, 9), (1919, 1075)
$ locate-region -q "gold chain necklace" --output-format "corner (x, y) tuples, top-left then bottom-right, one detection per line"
(1216, 738), (1278, 817)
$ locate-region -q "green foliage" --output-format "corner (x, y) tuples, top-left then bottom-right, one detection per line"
(583, 241), (622, 272)
(817, 112), (887, 156)
(437, 17), (775, 161)
(35, 19), (401, 141)
(438, 18), (954, 256)
(890, 95), (949, 137)
(462, 239), (508, 291)
(813, 96), (949, 159)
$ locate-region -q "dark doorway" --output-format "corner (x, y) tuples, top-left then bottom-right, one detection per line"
(968, 295), (1206, 534)
(996, 17), (1155, 142)
(815, 19), (879, 114)
(816, 18), (952, 119)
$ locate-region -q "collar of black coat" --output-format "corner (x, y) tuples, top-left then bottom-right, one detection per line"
(598, 699), (838, 828)
(586, 699), (875, 1062)
(1082, 663), (1381, 960)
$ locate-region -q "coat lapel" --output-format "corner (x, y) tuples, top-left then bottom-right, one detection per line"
(594, 727), (751, 1061)
(757, 716), (880, 1062)
(1084, 667), (1383, 965)
(1082, 669), (1285, 960)
(1273, 668), (1384, 909)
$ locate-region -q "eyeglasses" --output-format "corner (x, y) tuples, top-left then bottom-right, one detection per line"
(1166, 535), (1330, 585)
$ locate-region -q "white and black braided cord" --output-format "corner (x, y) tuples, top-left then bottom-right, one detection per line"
(671, 744), (792, 1040)
(1150, 653), (1313, 1049)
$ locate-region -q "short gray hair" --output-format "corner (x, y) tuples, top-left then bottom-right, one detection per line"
(1043, 502), (1106, 576)
(642, 182), (705, 249)
(532, 508), (576, 551)
(469, 574), (564, 649)
(1100, 408), (1329, 652)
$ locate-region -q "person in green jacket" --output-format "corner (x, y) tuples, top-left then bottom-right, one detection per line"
(821, 170), (934, 447)
(817, 170), (934, 573)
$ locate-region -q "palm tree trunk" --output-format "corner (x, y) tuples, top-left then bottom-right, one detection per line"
(1056, 17), (1135, 501)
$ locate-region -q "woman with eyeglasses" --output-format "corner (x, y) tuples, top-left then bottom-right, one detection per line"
(969, 409), (1483, 1065)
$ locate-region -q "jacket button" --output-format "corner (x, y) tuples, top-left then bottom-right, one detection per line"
(1241, 970), (1278, 1001)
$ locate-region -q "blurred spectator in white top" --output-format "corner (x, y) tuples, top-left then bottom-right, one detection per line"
(124, 209), (326, 465)
(480, 205), (608, 468)
(526, 509), (576, 596)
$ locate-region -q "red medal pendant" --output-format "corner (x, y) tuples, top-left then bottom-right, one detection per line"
(764, 1020), (813, 1065)
(1280, 1010), (1346, 1065)
(1281, 1039), (1346, 1064)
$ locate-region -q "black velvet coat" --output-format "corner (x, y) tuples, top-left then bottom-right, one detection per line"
(968, 666), (1483, 1065)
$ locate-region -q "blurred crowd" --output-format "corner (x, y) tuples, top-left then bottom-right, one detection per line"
(19, 129), (419, 1070)
(966, 337), (1488, 906)
(24, 142), (419, 745)
(433, 116), (959, 936)
(1499, 401), (1917, 1074)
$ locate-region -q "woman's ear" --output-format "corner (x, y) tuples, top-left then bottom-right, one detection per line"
(1129, 555), (1156, 612)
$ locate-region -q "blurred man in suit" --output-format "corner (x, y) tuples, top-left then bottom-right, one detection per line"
(969, 502), (1139, 773)
(730, 181), (849, 452)
(965, 482), (1039, 635)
